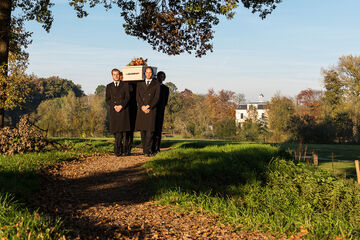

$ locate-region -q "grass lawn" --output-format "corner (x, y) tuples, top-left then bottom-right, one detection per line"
(144, 143), (360, 239)
(279, 143), (360, 178)
(279, 143), (360, 161)
(318, 161), (357, 179)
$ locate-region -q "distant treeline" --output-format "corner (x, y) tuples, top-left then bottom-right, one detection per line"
(5, 55), (360, 143)
(267, 55), (360, 144)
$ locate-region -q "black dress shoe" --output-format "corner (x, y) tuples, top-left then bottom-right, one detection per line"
(145, 153), (151, 157)
(115, 153), (121, 157)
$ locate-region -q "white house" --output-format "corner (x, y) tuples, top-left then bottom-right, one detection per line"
(235, 98), (268, 126)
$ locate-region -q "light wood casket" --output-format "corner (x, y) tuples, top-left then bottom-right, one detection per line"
(122, 66), (157, 81)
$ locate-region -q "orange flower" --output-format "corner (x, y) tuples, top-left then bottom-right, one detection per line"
(127, 57), (148, 66)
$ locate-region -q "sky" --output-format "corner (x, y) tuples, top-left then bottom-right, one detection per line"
(24, 0), (360, 101)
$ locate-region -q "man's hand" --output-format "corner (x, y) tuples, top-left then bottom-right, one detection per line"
(114, 105), (123, 112)
(141, 105), (150, 114)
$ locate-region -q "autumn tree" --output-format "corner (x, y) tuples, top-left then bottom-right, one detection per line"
(205, 89), (237, 122)
(322, 69), (343, 112)
(267, 93), (295, 142)
(295, 88), (323, 120)
(204, 89), (238, 138)
(322, 55), (360, 142)
(0, 0), (282, 127)
(35, 92), (107, 137)
(6, 76), (84, 126)
(95, 84), (106, 97)
(175, 89), (211, 137)
(0, 12), (33, 126)
(163, 82), (182, 134)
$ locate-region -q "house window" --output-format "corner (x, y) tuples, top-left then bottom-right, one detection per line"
(238, 105), (247, 110)
(241, 113), (244, 119)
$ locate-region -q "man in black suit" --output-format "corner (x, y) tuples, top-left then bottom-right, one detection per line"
(125, 81), (137, 155)
(135, 67), (160, 156)
(106, 69), (131, 156)
(153, 71), (169, 154)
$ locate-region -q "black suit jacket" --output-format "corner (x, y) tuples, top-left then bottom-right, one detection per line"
(105, 81), (130, 133)
(127, 82), (137, 131)
(135, 80), (160, 131)
(155, 84), (169, 132)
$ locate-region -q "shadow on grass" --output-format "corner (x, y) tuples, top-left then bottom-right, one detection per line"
(144, 145), (290, 197)
(334, 166), (357, 179)
(160, 139), (235, 149)
(0, 171), (39, 201)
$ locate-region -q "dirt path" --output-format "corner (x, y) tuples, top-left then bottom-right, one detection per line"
(36, 148), (273, 239)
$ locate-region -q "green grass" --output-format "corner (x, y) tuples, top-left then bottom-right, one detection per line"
(318, 161), (356, 179)
(279, 143), (360, 161)
(279, 143), (360, 178)
(144, 143), (360, 239)
(0, 194), (65, 239)
(0, 138), (113, 239)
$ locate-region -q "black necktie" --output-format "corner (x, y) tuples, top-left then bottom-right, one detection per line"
(146, 81), (150, 86)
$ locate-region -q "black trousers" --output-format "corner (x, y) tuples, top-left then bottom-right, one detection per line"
(114, 132), (127, 155)
(140, 130), (154, 154)
(125, 131), (134, 154)
(153, 131), (162, 153)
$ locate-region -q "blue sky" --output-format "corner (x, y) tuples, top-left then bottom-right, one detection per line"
(24, 0), (360, 101)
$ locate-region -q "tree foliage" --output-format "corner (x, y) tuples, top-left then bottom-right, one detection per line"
(0, 64), (31, 111)
(95, 84), (106, 96)
(322, 55), (360, 143)
(163, 82), (182, 133)
(68, 0), (281, 57)
(267, 93), (295, 142)
(296, 88), (323, 120)
(35, 92), (107, 137)
(6, 76), (84, 126)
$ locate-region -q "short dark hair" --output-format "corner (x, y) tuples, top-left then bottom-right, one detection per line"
(157, 71), (166, 82)
(157, 71), (166, 77)
(145, 66), (153, 73)
(111, 68), (120, 74)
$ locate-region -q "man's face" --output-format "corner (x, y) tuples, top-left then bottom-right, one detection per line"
(120, 74), (123, 81)
(112, 71), (120, 81)
(157, 73), (166, 82)
(145, 68), (153, 80)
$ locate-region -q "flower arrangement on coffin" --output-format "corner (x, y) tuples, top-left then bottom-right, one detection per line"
(127, 57), (148, 66)
(122, 57), (156, 81)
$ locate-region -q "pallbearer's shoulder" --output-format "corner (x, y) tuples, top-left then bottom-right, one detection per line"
(106, 82), (114, 88)
(154, 80), (160, 86)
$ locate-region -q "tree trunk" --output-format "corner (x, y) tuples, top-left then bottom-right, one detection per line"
(0, 0), (11, 127)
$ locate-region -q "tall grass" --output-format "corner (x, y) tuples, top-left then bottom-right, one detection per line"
(144, 143), (360, 239)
